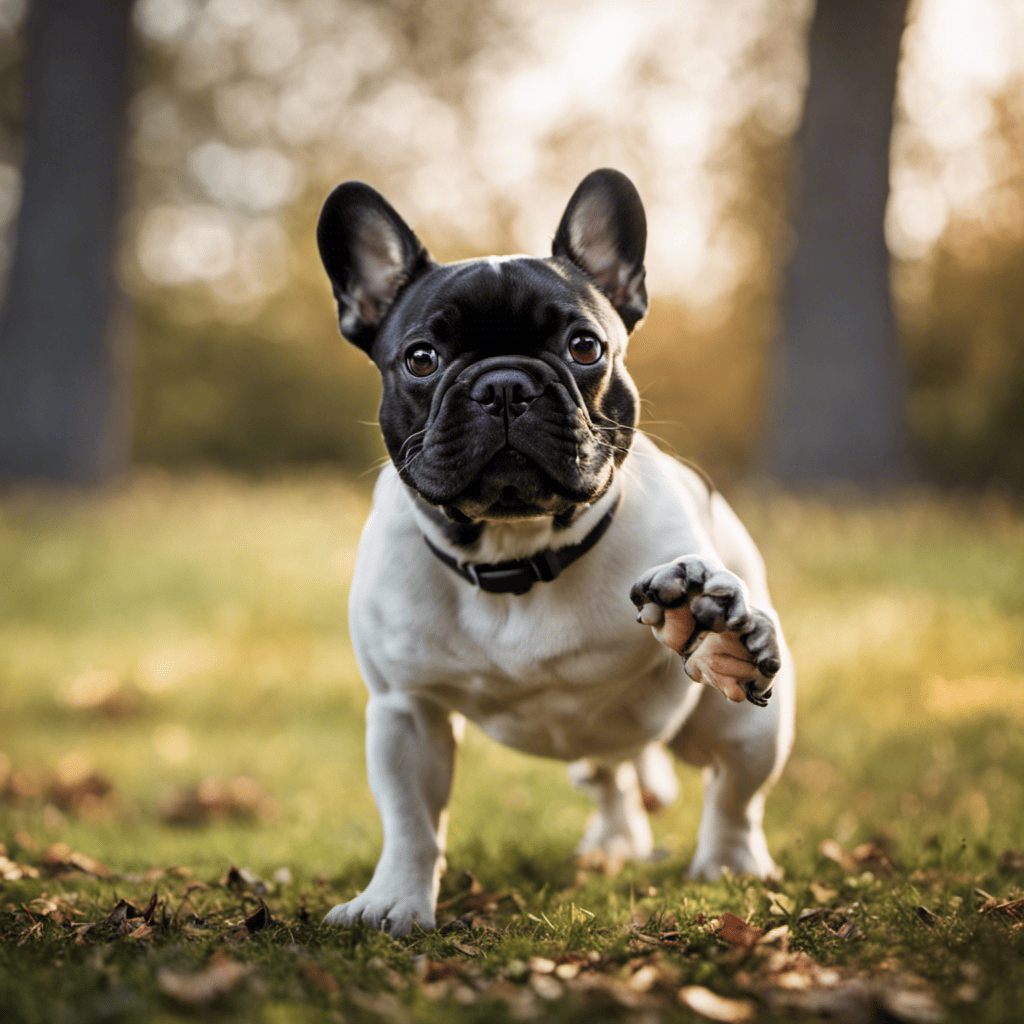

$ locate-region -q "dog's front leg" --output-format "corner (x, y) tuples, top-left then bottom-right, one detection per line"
(324, 693), (459, 935)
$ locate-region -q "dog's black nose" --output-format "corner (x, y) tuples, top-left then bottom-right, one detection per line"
(469, 368), (542, 421)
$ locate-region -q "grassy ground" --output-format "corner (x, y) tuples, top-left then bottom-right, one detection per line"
(1, 472), (1023, 1023)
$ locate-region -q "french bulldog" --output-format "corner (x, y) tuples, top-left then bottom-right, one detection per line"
(317, 168), (794, 934)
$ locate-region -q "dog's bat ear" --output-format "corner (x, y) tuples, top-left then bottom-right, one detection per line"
(317, 182), (433, 352)
(552, 169), (648, 333)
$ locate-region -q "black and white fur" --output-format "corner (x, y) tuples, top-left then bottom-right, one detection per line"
(317, 169), (795, 934)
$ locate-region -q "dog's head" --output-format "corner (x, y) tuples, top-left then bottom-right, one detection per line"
(317, 169), (647, 522)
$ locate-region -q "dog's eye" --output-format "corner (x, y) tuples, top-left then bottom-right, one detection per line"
(568, 332), (603, 366)
(405, 344), (439, 377)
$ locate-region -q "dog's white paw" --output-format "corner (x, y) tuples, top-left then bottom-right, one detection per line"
(576, 809), (654, 868)
(630, 556), (780, 706)
(688, 826), (778, 881)
(323, 882), (435, 935)
(570, 761), (653, 869)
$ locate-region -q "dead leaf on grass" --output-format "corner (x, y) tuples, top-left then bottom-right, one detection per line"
(979, 895), (1024, 921)
(755, 962), (946, 1024)
(26, 895), (80, 926)
(298, 959), (339, 995)
(157, 953), (251, 1007)
(222, 864), (267, 894)
(124, 922), (155, 941)
(0, 854), (40, 881)
(160, 776), (278, 826)
(809, 881), (837, 904)
(47, 754), (116, 819)
(42, 842), (113, 879)
(107, 898), (144, 928)
(58, 670), (143, 718)
(529, 973), (563, 1000)
(627, 963), (662, 993)
(3, 766), (44, 801)
(717, 912), (763, 949)
(348, 989), (411, 1023)
(678, 985), (756, 1023)
(849, 839), (899, 876)
(244, 899), (271, 934)
(997, 849), (1024, 873)
(819, 839), (856, 873)
(565, 971), (651, 1010)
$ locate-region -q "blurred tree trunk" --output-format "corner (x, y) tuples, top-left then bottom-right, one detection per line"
(0, 0), (133, 484)
(763, 0), (910, 486)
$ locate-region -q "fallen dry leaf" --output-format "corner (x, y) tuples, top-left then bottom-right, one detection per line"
(157, 954), (251, 1007)
(42, 842), (113, 878)
(809, 881), (837, 904)
(298, 959), (339, 995)
(222, 865), (266, 893)
(58, 669), (143, 717)
(566, 972), (650, 1010)
(759, 924), (790, 947)
(107, 898), (145, 928)
(160, 776), (277, 826)
(348, 990), (411, 1023)
(718, 912), (763, 949)
(819, 839), (857, 874)
(678, 985), (756, 1023)
(47, 758), (115, 819)
(124, 922), (154, 941)
(850, 839), (899, 876)
(628, 964), (661, 992)
(0, 854), (40, 881)
(997, 849), (1024, 873)
(878, 987), (946, 1023)
(759, 974), (945, 1024)
(244, 899), (271, 934)
(981, 896), (1024, 921)
(13, 831), (38, 853)
(529, 973), (563, 1000)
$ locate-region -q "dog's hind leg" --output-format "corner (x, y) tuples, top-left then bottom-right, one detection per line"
(634, 741), (679, 812)
(569, 759), (654, 868)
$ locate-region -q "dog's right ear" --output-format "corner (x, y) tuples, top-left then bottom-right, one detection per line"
(317, 182), (433, 352)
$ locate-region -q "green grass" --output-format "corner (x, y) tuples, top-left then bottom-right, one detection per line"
(1, 474), (1023, 1023)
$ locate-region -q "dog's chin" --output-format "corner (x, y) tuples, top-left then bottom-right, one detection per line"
(417, 450), (610, 523)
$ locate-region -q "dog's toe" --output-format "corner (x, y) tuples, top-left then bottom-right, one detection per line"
(322, 889), (434, 935)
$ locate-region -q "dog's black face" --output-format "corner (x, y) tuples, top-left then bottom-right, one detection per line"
(317, 170), (648, 522)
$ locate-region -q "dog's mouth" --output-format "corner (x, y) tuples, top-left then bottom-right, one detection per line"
(448, 448), (590, 520)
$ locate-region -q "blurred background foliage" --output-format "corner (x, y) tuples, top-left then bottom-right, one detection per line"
(1, 0), (1023, 483)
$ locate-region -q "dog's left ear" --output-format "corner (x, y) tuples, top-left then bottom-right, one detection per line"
(317, 181), (433, 352)
(553, 168), (648, 332)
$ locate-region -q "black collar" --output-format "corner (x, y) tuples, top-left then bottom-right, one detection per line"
(423, 497), (620, 596)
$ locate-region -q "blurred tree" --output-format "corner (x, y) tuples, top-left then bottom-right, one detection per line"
(764, 0), (910, 486)
(0, 0), (133, 484)
(901, 84), (1024, 490)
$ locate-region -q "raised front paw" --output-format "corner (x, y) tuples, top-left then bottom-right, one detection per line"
(323, 881), (435, 936)
(630, 557), (780, 706)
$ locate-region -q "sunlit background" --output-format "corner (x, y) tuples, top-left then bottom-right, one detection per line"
(3, 11), (1024, 1013)
(2, 0), (1024, 481)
